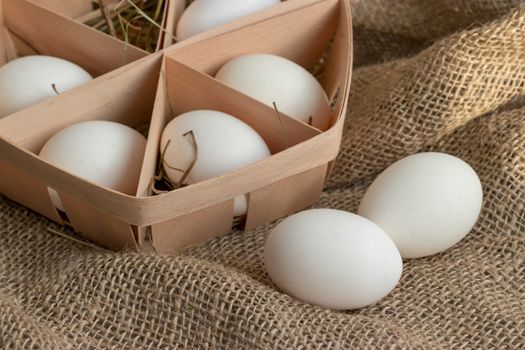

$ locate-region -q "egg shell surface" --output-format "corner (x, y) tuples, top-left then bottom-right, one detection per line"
(264, 209), (403, 310)
(160, 110), (271, 216)
(0, 56), (93, 118)
(358, 152), (483, 259)
(39, 120), (147, 211)
(176, 0), (281, 40)
(215, 54), (332, 130)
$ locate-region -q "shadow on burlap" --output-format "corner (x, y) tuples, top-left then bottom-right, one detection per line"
(1, 1), (524, 349)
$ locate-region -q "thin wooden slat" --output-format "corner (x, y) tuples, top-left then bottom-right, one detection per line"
(155, 0), (171, 51)
(337, 0), (353, 116)
(136, 59), (169, 199)
(5, 30), (38, 57)
(30, 0), (93, 18)
(161, 0), (186, 49)
(137, 226), (148, 247)
(319, 15), (344, 104)
(0, 30), (7, 65)
(326, 159), (337, 181)
(3, 0), (148, 77)
(152, 199), (234, 254)
(321, 0), (353, 175)
(166, 0), (338, 75)
(320, 0), (352, 116)
(59, 191), (137, 250)
(245, 164), (328, 230)
(0, 0), (6, 65)
(0, 157), (62, 223)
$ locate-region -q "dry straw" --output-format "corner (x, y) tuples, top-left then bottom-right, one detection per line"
(84, 0), (174, 52)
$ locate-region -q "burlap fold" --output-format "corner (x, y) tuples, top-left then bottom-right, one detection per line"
(1, 1), (524, 349)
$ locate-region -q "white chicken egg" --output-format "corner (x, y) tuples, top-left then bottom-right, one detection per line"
(39, 120), (147, 212)
(0, 56), (93, 118)
(264, 209), (403, 310)
(160, 110), (271, 216)
(176, 0), (281, 40)
(358, 152), (483, 259)
(215, 54), (332, 130)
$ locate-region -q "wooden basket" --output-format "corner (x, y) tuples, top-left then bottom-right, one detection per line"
(0, 0), (353, 254)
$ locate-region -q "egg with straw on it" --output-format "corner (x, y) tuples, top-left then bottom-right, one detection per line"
(0, 56), (93, 118)
(160, 110), (271, 217)
(176, 0), (281, 40)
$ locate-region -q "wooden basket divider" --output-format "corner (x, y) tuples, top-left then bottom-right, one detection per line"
(31, 0), (93, 18)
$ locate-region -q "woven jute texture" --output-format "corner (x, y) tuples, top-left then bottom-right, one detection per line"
(1, 1), (525, 349)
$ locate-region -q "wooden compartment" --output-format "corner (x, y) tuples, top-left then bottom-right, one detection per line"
(142, 56), (323, 254)
(157, 0), (296, 49)
(0, 53), (163, 250)
(48, 0), (293, 52)
(0, 0), (352, 253)
(0, 0), (147, 75)
(13, 1), (301, 56)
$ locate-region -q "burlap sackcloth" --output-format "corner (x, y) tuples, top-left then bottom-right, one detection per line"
(1, 1), (524, 349)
